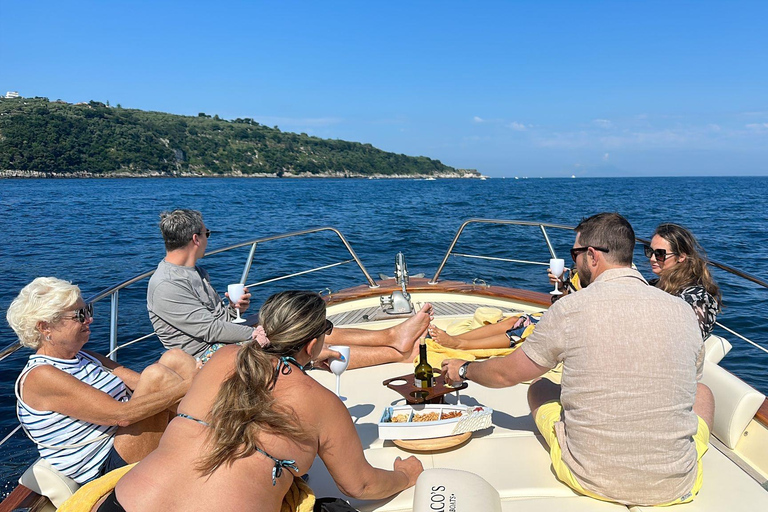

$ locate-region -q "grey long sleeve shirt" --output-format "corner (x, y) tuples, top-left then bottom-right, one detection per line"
(147, 259), (254, 358)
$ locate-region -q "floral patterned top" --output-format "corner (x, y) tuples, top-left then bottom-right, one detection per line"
(649, 279), (719, 338)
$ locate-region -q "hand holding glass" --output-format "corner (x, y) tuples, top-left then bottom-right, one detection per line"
(549, 259), (565, 295)
(329, 345), (350, 399)
(227, 283), (246, 323)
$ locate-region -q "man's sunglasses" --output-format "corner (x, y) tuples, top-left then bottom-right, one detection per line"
(64, 303), (94, 323)
(570, 246), (610, 263)
(643, 245), (677, 261)
(199, 229), (211, 238)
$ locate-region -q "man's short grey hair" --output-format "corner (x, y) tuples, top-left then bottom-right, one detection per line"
(6, 277), (81, 349)
(159, 209), (204, 251)
(575, 212), (635, 266)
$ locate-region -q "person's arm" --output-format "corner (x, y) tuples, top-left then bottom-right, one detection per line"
(150, 280), (254, 344)
(22, 365), (190, 428)
(83, 350), (141, 391)
(316, 387), (423, 499)
(442, 348), (548, 388)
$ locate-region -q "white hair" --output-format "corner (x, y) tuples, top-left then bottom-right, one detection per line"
(6, 277), (82, 349)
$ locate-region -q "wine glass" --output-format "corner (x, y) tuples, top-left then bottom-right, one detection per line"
(549, 258), (565, 295)
(227, 283), (246, 323)
(328, 345), (350, 400)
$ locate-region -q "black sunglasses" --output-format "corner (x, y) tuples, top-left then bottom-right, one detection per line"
(64, 303), (94, 323)
(315, 319), (333, 338)
(570, 246), (610, 263)
(643, 245), (677, 261)
(199, 229), (211, 239)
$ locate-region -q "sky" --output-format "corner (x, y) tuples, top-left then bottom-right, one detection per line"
(1, 0), (767, 177)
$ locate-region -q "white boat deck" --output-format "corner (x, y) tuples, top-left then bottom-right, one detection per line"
(308, 361), (768, 512)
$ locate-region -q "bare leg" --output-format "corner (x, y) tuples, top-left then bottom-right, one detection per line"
(326, 303), (433, 354)
(527, 378), (562, 421)
(693, 383), (715, 433)
(112, 362), (185, 463)
(430, 316), (521, 350)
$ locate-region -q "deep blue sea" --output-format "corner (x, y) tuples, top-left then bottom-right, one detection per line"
(1, 176), (767, 495)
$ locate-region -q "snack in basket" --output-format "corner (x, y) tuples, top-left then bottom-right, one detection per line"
(440, 410), (463, 420)
(413, 412), (440, 422)
(391, 414), (410, 423)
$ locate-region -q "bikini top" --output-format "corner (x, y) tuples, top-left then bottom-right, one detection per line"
(177, 357), (307, 486)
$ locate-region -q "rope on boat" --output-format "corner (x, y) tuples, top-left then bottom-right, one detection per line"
(105, 332), (158, 358)
(0, 424), (21, 449)
(716, 322), (768, 355)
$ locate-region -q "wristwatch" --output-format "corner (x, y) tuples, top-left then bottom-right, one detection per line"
(458, 361), (472, 381)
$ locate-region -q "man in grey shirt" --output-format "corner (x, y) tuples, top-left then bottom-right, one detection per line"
(148, 210), (433, 365)
(442, 213), (715, 506)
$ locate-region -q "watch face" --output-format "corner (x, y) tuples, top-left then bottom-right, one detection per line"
(459, 366), (466, 378)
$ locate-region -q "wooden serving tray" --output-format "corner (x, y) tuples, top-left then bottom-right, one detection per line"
(383, 371), (468, 404)
(393, 432), (471, 452)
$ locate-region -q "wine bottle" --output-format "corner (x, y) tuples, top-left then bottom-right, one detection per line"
(414, 334), (435, 389)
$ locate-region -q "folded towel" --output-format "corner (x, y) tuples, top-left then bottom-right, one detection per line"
(417, 338), (517, 368)
(57, 463), (136, 512)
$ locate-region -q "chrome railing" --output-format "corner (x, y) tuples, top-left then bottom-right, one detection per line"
(429, 219), (575, 284)
(0, 227), (377, 365)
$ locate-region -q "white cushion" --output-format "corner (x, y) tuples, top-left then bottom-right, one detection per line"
(701, 361), (765, 449)
(704, 335), (732, 364)
(413, 469), (501, 512)
(19, 458), (80, 508)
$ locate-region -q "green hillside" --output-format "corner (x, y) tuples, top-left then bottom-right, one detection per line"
(0, 97), (472, 178)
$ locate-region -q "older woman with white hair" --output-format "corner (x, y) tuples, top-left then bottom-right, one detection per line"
(7, 277), (197, 484)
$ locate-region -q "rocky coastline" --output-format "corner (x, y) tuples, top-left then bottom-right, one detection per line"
(0, 169), (484, 179)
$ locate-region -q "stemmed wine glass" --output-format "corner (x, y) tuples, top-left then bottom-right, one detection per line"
(549, 258), (565, 295)
(329, 345), (350, 400)
(227, 283), (246, 323)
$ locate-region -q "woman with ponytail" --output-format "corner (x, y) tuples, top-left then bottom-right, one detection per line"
(645, 223), (721, 338)
(104, 291), (423, 512)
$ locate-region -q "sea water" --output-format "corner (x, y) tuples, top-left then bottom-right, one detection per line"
(1, 176), (767, 493)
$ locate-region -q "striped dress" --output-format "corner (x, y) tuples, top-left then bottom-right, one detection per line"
(15, 351), (131, 483)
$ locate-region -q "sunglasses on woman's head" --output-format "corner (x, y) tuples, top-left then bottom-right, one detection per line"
(64, 304), (94, 323)
(643, 245), (677, 261)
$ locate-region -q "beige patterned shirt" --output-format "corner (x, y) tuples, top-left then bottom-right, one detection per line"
(522, 267), (704, 505)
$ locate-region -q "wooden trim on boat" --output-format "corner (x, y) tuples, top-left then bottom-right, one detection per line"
(0, 484), (48, 512)
(755, 398), (768, 429)
(325, 278), (553, 308)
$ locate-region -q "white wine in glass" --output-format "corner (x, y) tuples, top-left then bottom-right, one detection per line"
(329, 345), (350, 400)
(227, 283), (246, 323)
(549, 258), (565, 295)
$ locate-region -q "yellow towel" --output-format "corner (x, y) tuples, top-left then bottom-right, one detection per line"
(417, 338), (516, 368)
(282, 477), (316, 512)
(57, 463), (136, 511)
(57, 464), (315, 512)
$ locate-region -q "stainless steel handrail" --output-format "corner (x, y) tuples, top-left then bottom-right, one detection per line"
(0, 227), (377, 364)
(429, 219), (574, 284)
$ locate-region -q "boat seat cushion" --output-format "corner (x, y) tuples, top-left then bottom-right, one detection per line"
(700, 361), (765, 449)
(703, 335), (732, 364)
(629, 444), (768, 511)
(19, 457), (80, 508)
(413, 468), (501, 512)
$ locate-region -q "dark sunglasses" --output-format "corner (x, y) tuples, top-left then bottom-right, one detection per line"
(643, 245), (677, 261)
(315, 319), (333, 338)
(64, 303), (94, 323)
(199, 229), (211, 238)
(570, 246), (610, 263)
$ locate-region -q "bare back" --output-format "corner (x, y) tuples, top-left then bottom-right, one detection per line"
(115, 345), (348, 511)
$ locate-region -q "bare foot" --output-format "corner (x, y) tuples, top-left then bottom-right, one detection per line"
(390, 303), (433, 353)
(428, 325), (461, 349)
(398, 339), (421, 363)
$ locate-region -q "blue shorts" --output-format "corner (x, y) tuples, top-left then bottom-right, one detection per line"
(98, 444), (127, 477)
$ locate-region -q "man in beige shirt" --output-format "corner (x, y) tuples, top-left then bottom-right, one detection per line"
(442, 212), (714, 506)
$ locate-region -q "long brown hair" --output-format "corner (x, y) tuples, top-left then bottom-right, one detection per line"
(197, 291), (326, 475)
(653, 224), (721, 306)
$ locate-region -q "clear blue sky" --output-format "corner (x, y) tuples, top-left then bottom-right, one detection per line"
(2, 1), (767, 177)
